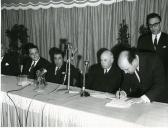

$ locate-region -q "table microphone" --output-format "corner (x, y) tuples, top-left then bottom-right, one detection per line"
(80, 60), (90, 97)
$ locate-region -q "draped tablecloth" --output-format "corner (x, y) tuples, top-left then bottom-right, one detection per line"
(1, 75), (168, 127)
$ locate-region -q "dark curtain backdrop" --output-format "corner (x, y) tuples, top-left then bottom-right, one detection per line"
(2, 0), (168, 69)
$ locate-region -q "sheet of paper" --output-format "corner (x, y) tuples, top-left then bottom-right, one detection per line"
(90, 92), (115, 99)
(105, 99), (132, 108)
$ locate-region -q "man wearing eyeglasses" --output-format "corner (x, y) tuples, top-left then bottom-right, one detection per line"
(137, 13), (168, 103)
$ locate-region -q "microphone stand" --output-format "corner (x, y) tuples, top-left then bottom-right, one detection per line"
(67, 43), (71, 92)
(80, 60), (90, 97)
(60, 42), (72, 93)
(58, 42), (79, 94)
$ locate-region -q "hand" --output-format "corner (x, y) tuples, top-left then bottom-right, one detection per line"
(116, 90), (127, 100)
(127, 98), (144, 104)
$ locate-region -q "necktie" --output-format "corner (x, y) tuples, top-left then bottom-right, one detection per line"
(104, 69), (108, 74)
(154, 35), (157, 50)
(135, 69), (140, 83)
(55, 67), (59, 75)
(29, 61), (35, 72)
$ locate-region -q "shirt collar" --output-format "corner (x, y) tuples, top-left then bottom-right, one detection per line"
(1, 56), (4, 62)
(104, 66), (111, 73)
(136, 65), (139, 71)
(32, 57), (40, 66)
(152, 32), (161, 44)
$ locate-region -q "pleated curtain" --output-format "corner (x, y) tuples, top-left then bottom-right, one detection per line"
(1, 0), (168, 69)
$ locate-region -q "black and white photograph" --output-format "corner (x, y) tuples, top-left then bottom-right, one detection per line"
(1, 0), (168, 127)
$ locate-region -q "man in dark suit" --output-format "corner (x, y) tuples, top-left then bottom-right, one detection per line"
(137, 13), (168, 83)
(87, 50), (122, 93)
(46, 48), (81, 87)
(1, 44), (20, 76)
(22, 44), (50, 79)
(117, 49), (166, 103)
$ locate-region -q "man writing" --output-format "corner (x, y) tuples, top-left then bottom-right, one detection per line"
(117, 48), (166, 103)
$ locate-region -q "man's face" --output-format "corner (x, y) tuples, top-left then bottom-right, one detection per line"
(100, 53), (114, 69)
(118, 57), (137, 74)
(54, 54), (63, 67)
(29, 48), (40, 61)
(148, 17), (161, 35)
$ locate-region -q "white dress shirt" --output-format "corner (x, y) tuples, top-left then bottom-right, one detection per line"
(152, 32), (161, 45)
(104, 66), (111, 74)
(1, 56), (4, 63)
(29, 58), (40, 72)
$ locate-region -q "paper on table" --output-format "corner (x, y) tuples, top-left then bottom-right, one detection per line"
(105, 98), (132, 108)
(90, 92), (116, 99)
(17, 80), (32, 86)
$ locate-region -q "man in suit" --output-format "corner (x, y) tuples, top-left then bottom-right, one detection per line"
(117, 48), (166, 103)
(87, 50), (122, 93)
(22, 44), (50, 79)
(46, 48), (81, 87)
(137, 13), (168, 83)
(1, 44), (20, 76)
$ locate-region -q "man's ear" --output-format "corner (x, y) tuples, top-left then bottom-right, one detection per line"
(132, 55), (139, 66)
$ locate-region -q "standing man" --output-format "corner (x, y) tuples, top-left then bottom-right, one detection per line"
(22, 44), (50, 79)
(87, 50), (122, 93)
(117, 48), (166, 103)
(137, 13), (168, 83)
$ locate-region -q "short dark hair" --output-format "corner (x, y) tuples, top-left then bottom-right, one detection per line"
(28, 44), (39, 52)
(53, 49), (64, 57)
(124, 48), (138, 64)
(146, 13), (161, 25)
(21, 43), (34, 55)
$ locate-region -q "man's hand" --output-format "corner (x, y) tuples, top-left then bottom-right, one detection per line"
(127, 98), (145, 104)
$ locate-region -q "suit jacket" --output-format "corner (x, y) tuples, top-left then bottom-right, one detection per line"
(22, 57), (50, 79)
(121, 53), (166, 102)
(1, 52), (20, 76)
(137, 32), (168, 77)
(87, 63), (122, 93)
(46, 62), (82, 87)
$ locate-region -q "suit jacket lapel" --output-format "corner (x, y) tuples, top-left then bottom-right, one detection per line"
(34, 58), (41, 69)
(138, 54), (145, 86)
(157, 32), (165, 46)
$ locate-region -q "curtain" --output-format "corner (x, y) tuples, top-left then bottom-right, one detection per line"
(1, 0), (168, 69)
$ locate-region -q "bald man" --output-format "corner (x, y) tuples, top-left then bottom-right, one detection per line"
(87, 50), (122, 93)
(117, 48), (166, 103)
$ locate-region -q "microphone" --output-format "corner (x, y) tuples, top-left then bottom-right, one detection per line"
(36, 68), (47, 77)
(71, 48), (78, 59)
(34, 68), (48, 92)
(84, 60), (89, 66)
(80, 60), (90, 97)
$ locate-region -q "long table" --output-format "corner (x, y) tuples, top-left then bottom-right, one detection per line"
(1, 75), (168, 127)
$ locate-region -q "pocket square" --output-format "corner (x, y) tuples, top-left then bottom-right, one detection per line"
(5, 63), (9, 66)
(162, 45), (167, 48)
(62, 72), (66, 75)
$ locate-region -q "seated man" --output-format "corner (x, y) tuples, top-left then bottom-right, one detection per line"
(46, 48), (81, 87)
(117, 48), (166, 103)
(87, 50), (122, 93)
(22, 44), (50, 79)
(1, 44), (20, 76)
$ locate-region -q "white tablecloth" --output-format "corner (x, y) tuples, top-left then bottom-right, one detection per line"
(1, 75), (168, 127)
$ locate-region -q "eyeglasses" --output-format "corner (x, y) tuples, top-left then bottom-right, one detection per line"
(149, 22), (160, 28)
